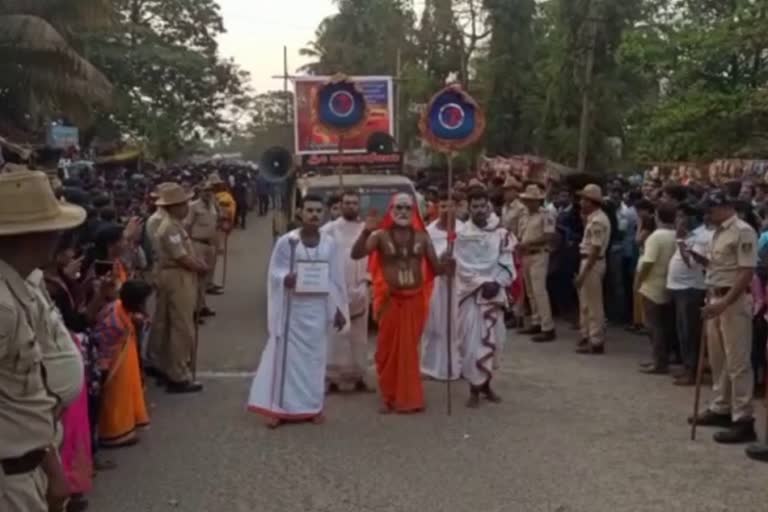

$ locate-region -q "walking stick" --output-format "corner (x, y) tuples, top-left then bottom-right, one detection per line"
(222, 234), (229, 288)
(192, 298), (200, 382)
(278, 238), (299, 409)
(446, 155), (456, 416)
(690, 327), (708, 441)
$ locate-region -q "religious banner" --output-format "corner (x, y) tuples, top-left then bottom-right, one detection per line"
(294, 76), (394, 155)
(301, 152), (403, 171)
(418, 84), (485, 154)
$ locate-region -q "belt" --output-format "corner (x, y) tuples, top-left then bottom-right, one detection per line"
(710, 287), (750, 298)
(192, 239), (213, 246)
(1, 448), (47, 476)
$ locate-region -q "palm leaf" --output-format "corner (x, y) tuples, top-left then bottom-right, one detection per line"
(0, 15), (112, 107)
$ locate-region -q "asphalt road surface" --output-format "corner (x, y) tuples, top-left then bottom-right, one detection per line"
(91, 214), (768, 512)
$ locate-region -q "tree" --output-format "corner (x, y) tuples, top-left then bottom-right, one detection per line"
(0, 0), (112, 131)
(80, 0), (251, 159)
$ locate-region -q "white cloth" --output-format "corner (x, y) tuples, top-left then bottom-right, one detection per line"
(455, 217), (515, 387)
(321, 218), (370, 382)
(247, 230), (348, 418)
(420, 220), (465, 380)
(666, 225), (713, 290)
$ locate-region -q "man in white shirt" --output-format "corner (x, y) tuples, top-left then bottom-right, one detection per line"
(666, 204), (712, 385)
(635, 202), (678, 374)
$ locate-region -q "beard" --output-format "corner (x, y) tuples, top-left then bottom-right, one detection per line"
(393, 215), (411, 227)
(342, 210), (359, 221)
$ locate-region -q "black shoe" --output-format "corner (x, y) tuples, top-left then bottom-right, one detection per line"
(518, 325), (541, 335)
(687, 410), (733, 428)
(532, 330), (556, 343)
(67, 494), (89, 512)
(206, 287), (224, 296)
(577, 338), (589, 348)
(576, 344), (604, 355)
(144, 366), (168, 385)
(166, 381), (204, 394)
(200, 307), (216, 317)
(745, 443), (768, 462)
(639, 366), (669, 375)
(714, 419), (757, 444)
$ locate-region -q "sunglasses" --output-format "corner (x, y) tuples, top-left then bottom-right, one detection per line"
(394, 204), (412, 211)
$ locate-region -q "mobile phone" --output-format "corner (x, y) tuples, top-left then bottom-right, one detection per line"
(94, 260), (113, 277)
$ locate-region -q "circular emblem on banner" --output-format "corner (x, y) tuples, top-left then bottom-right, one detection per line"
(419, 85), (486, 153)
(314, 77), (368, 135)
(438, 103), (466, 131)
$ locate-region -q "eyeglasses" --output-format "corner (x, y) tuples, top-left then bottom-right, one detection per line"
(394, 204), (412, 211)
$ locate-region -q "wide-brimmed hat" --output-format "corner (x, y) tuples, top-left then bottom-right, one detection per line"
(577, 184), (604, 204)
(155, 183), (193, 206)
(0, 170), (86, 237)
(502, 176), (523, 190)
(150, 182), (179, 200)
(203, 174), (225, 190)
(519, 184), (545, 201)
(700, 190), (733, 209)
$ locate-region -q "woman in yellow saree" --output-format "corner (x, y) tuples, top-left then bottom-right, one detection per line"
(92, 281), (152, 448)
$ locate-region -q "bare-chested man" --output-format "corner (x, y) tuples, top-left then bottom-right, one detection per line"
(351, 192), (451, 413)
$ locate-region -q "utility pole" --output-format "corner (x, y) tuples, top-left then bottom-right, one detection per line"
(577, 0), (601, 174)
(283, 46), (289, 126)
(395, 48), (403, 149)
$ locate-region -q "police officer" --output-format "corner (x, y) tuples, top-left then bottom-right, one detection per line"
(0, 170), (86, 512)
(501, 176), (526, 239)
(148, 184), (208, 394)
(689, 191), (757, 444)
(575, 184), (611, 354)
(518, 184), (557, 342)
(186, 178), (220, 318)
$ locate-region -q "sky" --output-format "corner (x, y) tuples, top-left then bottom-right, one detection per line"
(217, 0), (337, 94)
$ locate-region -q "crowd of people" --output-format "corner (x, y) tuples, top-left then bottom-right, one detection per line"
(252, 167), (768, 465)
(0, 161), (262, 512)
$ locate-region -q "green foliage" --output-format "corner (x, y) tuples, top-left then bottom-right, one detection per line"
(80, 0), (250, 160)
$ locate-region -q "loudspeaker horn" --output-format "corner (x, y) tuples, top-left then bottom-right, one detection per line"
(260, 146), (294, 182)
(367, 132), (396, 155)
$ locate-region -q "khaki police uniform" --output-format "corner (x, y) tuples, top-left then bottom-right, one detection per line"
(502, 199), (527, 239)
(148, 216), (198, 383)
(186, 198), (219, 308)
(0, 260), (57, 512)
(578, 209), (611, 347)
(144, 207), (168, 369)
(705, 214), (756, 421)
(520, 207), (556, 332)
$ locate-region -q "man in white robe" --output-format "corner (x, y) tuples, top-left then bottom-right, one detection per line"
(321, 190), (372, 392)
(248, 195), (348, 428)
(421, 192), (464, 380)
(455, 188), (516, 408)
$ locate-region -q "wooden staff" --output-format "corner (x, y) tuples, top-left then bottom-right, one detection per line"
(690, 327), (709, 441)
(278, 238), (299, 408)
(222, 234), (229, 288)
(192, 299), (201, 382)
(446, 154), (455, 416)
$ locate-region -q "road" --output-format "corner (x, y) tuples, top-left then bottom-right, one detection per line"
(91, 214), (768, 512)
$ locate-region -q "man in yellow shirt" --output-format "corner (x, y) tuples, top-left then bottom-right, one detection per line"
(634, 202), (678, 374)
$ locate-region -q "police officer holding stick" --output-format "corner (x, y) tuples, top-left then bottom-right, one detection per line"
(688, 192), (758, 445)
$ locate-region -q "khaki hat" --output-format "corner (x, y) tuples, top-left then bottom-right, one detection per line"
(519, 184), (545, 201)
(502, 176), (523, 190)
(155, 183), (193, 206)
(578, 184), (604, 204)
(150, 181), (177, 199)
(203, 174), (225, 190)
(0, 170), (86, 237)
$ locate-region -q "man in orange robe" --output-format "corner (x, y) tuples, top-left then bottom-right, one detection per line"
(351, 193), (451, 413)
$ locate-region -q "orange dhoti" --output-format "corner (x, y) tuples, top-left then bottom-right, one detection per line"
(376, 290), (428, 413)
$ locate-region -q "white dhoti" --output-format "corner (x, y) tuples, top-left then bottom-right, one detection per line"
(322, 217), (370, 386)
(455, 218), (515, 388)
(248, 230), (347, 420)
(421, 221), (463, 380)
